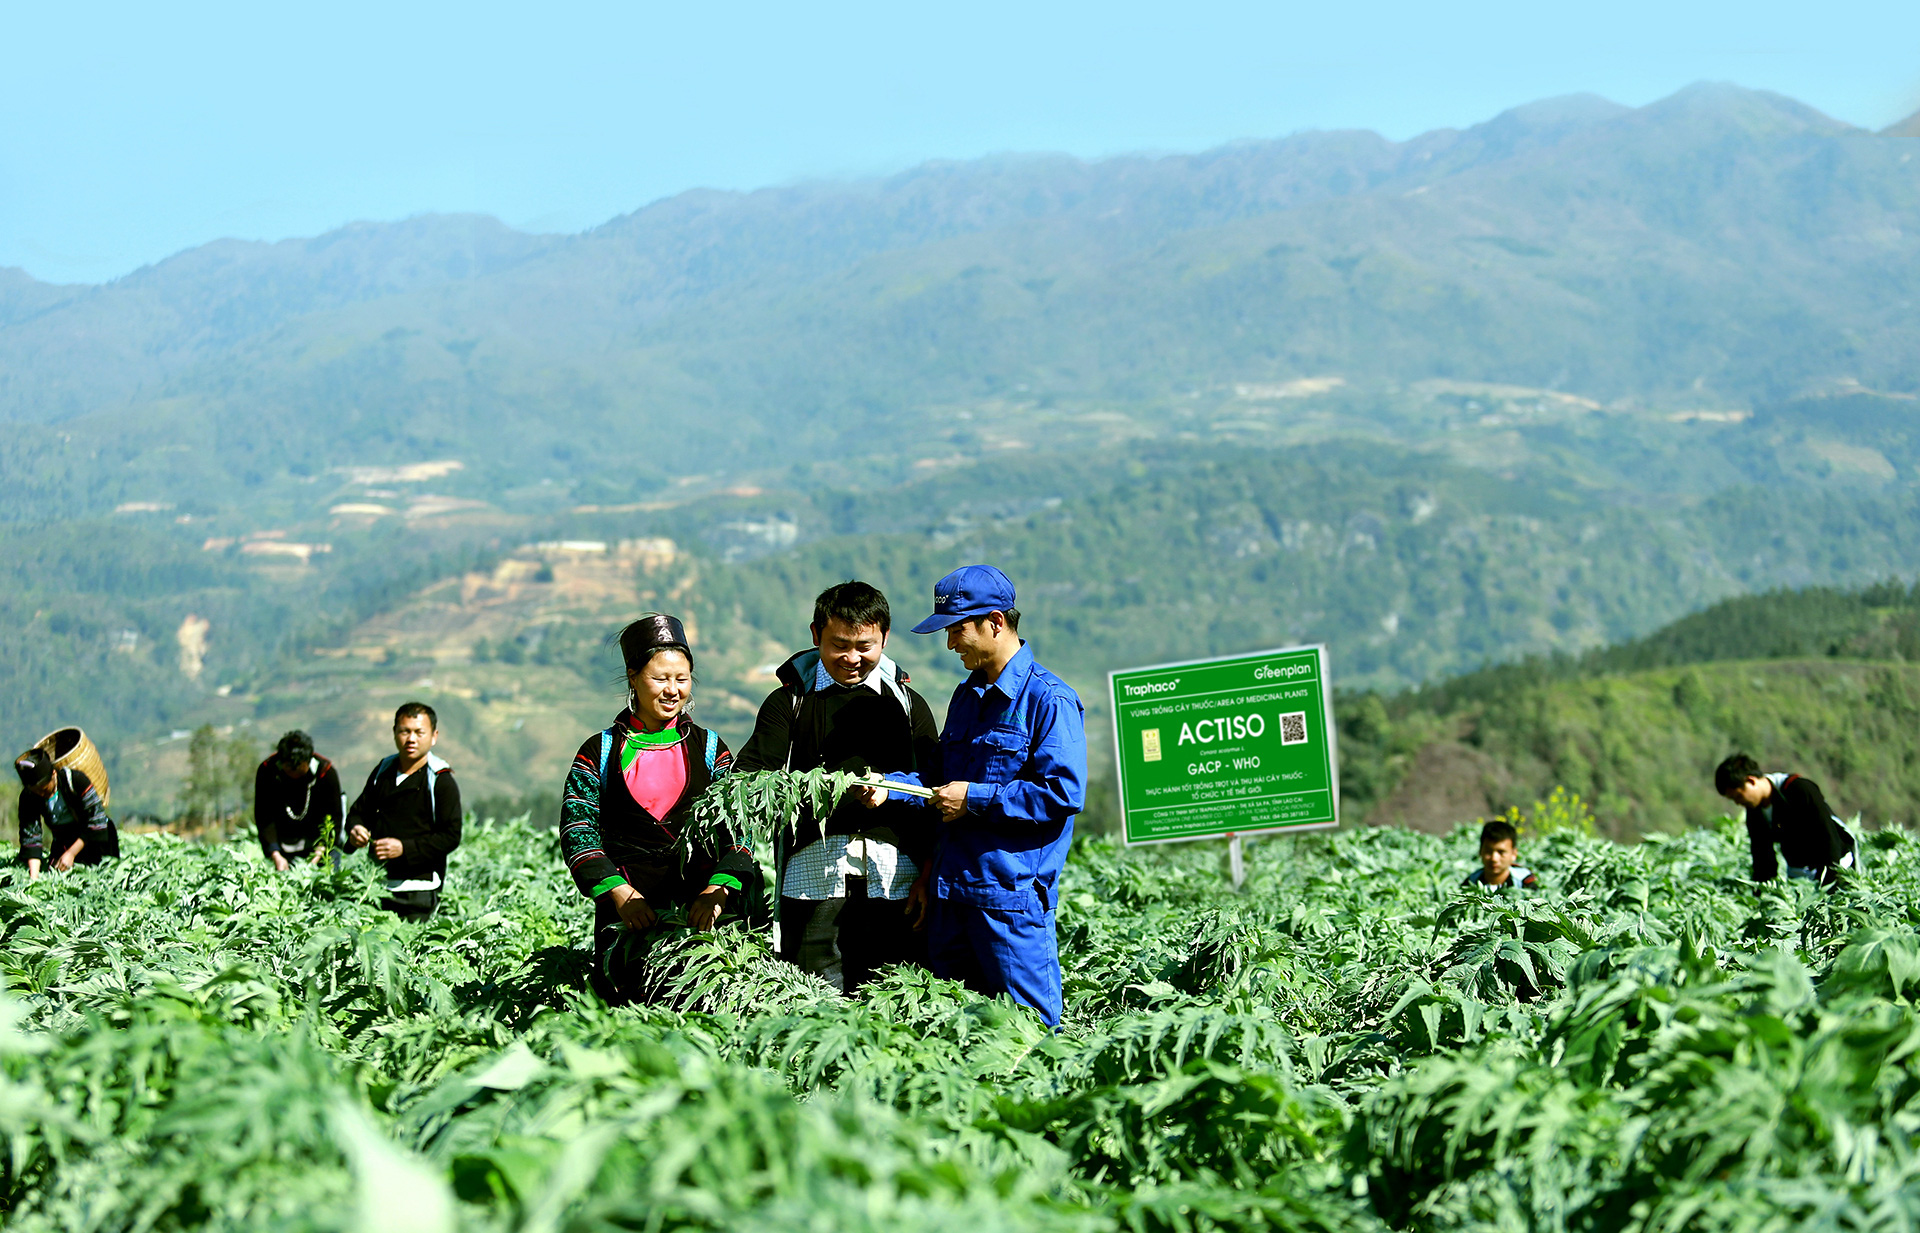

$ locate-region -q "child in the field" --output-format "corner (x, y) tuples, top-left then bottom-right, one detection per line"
(1463, 819), (1539, 890)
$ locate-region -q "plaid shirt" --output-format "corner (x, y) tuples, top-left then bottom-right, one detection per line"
(782, 831), (917, 900)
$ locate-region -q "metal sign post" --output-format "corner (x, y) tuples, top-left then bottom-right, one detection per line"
(1109, 644), (1339, 865)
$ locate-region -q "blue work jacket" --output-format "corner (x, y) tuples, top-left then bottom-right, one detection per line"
(900, 642), (1087, 910)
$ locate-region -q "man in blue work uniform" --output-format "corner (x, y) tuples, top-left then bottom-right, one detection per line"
(867, 564), (1087, 1027)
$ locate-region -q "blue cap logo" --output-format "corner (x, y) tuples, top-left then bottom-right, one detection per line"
(911, 565), (1016, 634)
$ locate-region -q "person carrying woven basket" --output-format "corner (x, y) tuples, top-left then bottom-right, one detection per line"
(14, 748), (119, 878)
(557, 613), (764, 1005)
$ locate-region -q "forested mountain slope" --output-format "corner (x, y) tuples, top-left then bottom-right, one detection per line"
(6, 85), (1920, 821)
(0, 84), (1916, 520)
(48, 437), (1920, 821)
(1340, 583), (1920, 836)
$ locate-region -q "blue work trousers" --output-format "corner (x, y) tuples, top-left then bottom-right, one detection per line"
(928, 896), (1062, 1027)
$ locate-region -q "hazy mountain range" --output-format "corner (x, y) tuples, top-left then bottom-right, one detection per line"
(4, 82), (1920, 824)
(2, 83), (1917, 518)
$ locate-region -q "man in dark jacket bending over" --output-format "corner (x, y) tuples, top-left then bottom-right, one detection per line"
(344, 702), (463, 918)
(1715, 752), (1858, 886)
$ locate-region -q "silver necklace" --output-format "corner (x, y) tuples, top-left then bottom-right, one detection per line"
(284, 766), (314, 820)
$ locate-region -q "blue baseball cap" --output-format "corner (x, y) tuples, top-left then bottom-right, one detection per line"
(910, 565), (1017, 634)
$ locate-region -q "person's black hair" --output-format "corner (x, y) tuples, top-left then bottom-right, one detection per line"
(1479, 819), (1518, 849)
(1715, 753), (1762, 795)
(617, 613), (693, 674)
(960, 607), (1021, 633)
(626, 644), (694, 675)
(13, 749), (51, 787)
(276, 730), (314, 762)
(811, 580), (891, 636)
(394, 702), (438, 731)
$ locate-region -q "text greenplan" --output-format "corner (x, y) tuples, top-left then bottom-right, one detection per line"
(1109, 645), (1338, 845)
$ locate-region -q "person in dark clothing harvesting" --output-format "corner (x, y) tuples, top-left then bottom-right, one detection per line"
(1715, 753), (1858, 886)
(558, 614), (759, 1004)
(737, 581), (940, 993)
(254, 730), (345, 870)
(14, 749), (118, 878)
(343, 702), (462, 918)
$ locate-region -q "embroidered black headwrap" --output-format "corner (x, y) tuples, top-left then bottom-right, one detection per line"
(14, 749), (52, 787)
(619, 613), (692, 672)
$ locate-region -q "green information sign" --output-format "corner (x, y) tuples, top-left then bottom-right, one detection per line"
(1109, 645), (1339, 846)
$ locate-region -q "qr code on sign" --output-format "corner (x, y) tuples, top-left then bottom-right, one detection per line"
(1278, 712), (1309, 746)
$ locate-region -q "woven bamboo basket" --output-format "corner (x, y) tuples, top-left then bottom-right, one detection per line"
(25, 727), (111, 809)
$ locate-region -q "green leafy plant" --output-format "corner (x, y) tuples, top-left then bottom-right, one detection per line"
(1, 807), (1919, 1230)
(682, 767), (865, 853)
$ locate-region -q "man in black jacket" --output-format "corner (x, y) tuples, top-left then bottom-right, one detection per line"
(14, 749), (118, 878)
(1715, 753), (1858, 886)
(736, 581), (940, 992)
(254, 730), (345, 870)
(343, 702), (463, 918)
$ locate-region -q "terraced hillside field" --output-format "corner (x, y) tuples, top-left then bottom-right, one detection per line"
(3, 805), (1919, 1231)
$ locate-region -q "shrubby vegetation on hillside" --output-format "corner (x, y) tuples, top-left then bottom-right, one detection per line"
(693, 444), (1920, 696)
(17, 431), (1920, 824)
(0, 516), (504, 764)
(1340, 582), (1920, 835)
(4, 811), (1920, 1229)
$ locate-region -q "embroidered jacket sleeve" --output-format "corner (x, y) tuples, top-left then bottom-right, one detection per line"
(17, 794), (42, 864)
(561, 733), (623, 899)
(80, 776), (107, 827)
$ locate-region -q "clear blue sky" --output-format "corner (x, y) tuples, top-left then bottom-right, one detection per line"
(5, 0), (1917, 284)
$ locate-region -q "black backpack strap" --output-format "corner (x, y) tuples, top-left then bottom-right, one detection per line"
(783, 687), (804, 771)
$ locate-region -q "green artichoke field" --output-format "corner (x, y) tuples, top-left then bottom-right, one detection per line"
(2, 805), (1918, 1232)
